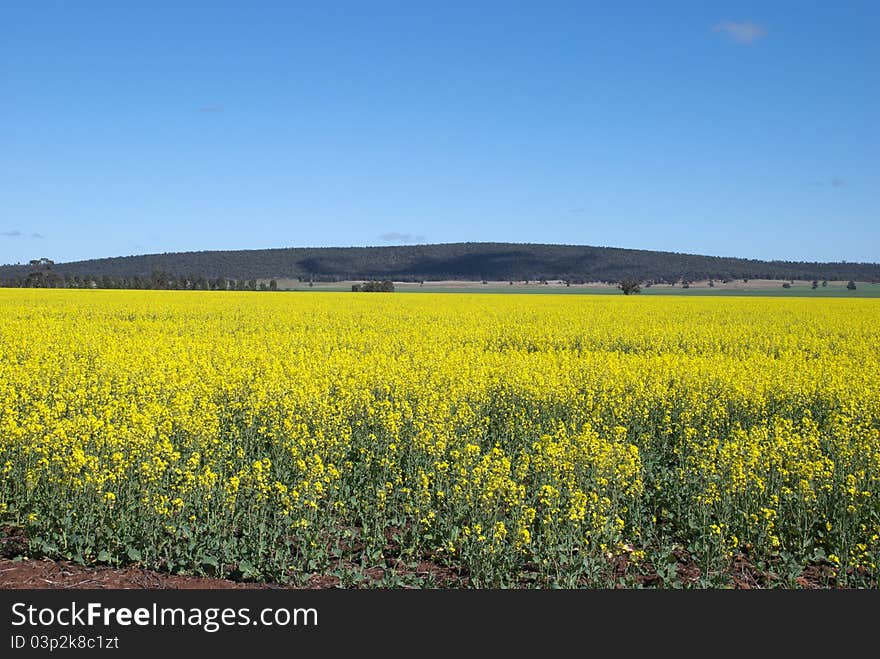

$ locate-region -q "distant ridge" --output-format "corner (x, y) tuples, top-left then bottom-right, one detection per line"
(2, 242), (879, 284)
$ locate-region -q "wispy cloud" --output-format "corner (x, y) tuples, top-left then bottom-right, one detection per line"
(570, 207), (585, 214)
(2, 229), (45, 239)
(379, 232), (427, 244)
(197, 106), (224, 113)
(712, 21), (767, 45)
(811, 177), (847, 188)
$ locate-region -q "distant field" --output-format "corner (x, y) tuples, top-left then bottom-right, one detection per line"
(271, 278), (880, 297)
(641, 282), (880, 298)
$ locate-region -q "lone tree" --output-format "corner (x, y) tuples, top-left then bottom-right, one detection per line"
(618, 279), (641, 295)
(847, 280), (857, 290)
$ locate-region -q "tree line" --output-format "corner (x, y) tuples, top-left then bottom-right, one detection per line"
(0, 262), (279, 291)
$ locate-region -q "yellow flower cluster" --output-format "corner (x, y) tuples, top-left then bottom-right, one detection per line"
(0, 289), (877, 586)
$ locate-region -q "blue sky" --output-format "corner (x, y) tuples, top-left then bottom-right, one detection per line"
(2, 1), (877, 265)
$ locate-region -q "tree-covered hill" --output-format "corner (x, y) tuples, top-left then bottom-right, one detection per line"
(2, 242), (879, 287)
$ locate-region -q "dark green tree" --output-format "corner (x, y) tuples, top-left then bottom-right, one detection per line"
(355, 280), (395, 292)
(617, 279), (641, 295)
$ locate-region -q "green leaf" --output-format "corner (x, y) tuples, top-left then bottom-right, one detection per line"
(126, 547), (143, 562)
(97, 550), (113, 563)
(238, 559), (260, 579)
(39, 540), (59, 554)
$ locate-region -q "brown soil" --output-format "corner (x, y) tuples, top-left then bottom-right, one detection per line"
(0, 558), (275, 589)
(0, 557), (470, 590)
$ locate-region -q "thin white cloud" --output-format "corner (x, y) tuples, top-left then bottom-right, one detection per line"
(379, 232), (427, 244)
(713, 21), (767, 45)
(32, 232), (45, 239)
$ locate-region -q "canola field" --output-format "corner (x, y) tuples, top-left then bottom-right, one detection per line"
(1, 289), (878, 587)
